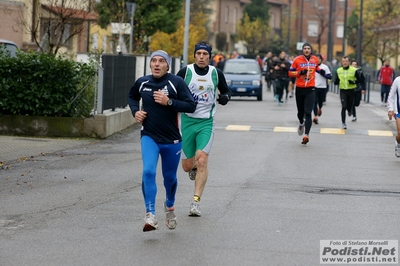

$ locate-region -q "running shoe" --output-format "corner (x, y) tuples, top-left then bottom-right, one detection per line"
(273, 94), (278, 102)
(297, 124), (305, 136)
(395, 142), (400, 158)
(301, 135), (309, 145)
(163, 202), (177, 230)
(352, 116), (357, 122)
(313, 116), (319, 124)
(342, 123), (347, 129)
(189, 201), (201, 217)
(143, 212), (158, 232)
(188, 168), (197, 181)
(318, 108), (322, 116)
(278, 101), (283, 106)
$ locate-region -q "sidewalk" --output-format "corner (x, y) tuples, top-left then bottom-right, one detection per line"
(0, 136), (94, 163)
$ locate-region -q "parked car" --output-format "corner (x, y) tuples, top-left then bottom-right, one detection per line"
(222, 58), (263, 101)
(0, 39), (19, 57)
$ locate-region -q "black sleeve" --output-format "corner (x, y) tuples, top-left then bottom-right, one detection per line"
(176, 67), (187, 79)
(333, 71), (340, 85)
(357, 69), (366, 89)
(171, 77), (196, 113)
(127, 80), (142, 117)
(216, 68), (231, 97)
(355, 69), (362, 84)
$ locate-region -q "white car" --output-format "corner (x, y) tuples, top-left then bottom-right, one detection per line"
(0, 39), (19, 57)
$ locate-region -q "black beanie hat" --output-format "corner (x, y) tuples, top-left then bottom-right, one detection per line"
(302, 42), (312, 50)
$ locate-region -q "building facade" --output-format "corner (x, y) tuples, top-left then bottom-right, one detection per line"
(205, 0), (357, 61)
(0, 0), (97, 56)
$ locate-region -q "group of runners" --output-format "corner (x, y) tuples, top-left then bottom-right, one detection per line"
(128, 41), (400, 232)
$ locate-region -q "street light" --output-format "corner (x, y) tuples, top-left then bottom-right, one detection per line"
(126, 2), (136, 54)
(356, 0), (363, 66)
(327, 0), (335, 62)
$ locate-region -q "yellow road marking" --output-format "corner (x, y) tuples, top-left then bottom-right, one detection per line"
(224, 125), (393, 137)
(226, 125), (251, 131)
(273, 127), (298, 133)
(320, 128), (345, 135)
(368, 130), (393, 137)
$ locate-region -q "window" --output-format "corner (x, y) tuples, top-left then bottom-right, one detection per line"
(225, 6), (229, 23)
(41, 20), (71, 48)
(102, 35), (107, 52)
(336, 22), (344, 38)
(233, 8), (237, 33)
(92, 34), (98, 50)
(270, 12), (276, 28)
(307, 21), (318, 37)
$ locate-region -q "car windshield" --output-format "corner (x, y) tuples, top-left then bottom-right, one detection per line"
(0, 43), (18, 57)
(224, 61), (260, 74)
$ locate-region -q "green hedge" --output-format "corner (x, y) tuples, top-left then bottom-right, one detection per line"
(0, 50), (97, 117)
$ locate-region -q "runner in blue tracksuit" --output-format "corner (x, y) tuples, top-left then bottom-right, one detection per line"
(128, 50), (196, 232)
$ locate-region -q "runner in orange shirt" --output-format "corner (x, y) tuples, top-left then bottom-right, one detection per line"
(289, 43), (324, 145)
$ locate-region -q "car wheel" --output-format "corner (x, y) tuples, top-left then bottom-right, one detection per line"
(257, 88), (263, 101)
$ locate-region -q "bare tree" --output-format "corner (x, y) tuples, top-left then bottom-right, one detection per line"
(371, 28), (399, 66)
(310, 3), (340, 54)
(3, 0), (95, 54)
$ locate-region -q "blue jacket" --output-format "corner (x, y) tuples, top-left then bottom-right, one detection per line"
(128, 73), (196, 144)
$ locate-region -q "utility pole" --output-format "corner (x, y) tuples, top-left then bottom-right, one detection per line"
(327, 0), (335, 62)
(356, 0), (363, 66)
(183, 0), (190, 67)
(299, 0), (304, 43)
(126, 2), (136, 54)
(342, 0), (348, 56)
(287, 0), (292, 52)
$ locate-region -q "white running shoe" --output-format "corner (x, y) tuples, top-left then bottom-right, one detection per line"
(163, 202), (177, 230)
(143, 212), (158, 232)
(352, 116), (357, 122)
(297, 124), (305, 136)
(395, 142), (400, 158)
(189, 201), (201, 217)
(342, 123), (347, 129)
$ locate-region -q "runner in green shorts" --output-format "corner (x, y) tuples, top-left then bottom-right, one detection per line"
(176, 41), (231, 217)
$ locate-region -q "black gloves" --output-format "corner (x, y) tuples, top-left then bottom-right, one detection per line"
(319, 69), (326, 76)
(217, 94), (230, 105)
(299, 69), (308, 75)
(348, 80), (356, 85)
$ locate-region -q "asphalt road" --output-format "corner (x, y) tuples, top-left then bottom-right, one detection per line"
(1, 86), (399, 266)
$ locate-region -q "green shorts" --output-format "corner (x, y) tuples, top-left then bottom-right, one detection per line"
(181, 114), (214, 159)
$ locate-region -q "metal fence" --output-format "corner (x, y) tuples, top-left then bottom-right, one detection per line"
(329, 74), (374, 103)
(94, 54), (181, 114)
